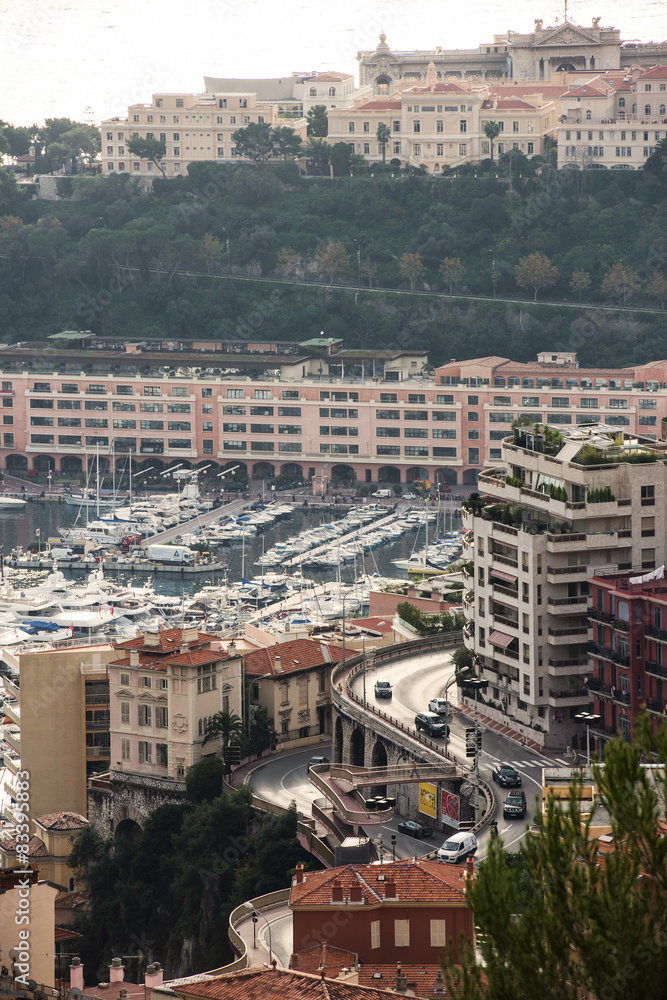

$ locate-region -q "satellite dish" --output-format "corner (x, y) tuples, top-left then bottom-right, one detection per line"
(26, 981), (38, 992)
(71, 989), (82, 998)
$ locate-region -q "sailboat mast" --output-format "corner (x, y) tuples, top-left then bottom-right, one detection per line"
(96, 444), (100, 520)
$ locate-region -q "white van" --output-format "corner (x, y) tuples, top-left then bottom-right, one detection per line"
(372, 489), (391, 498)
(437, 831), (477, 864)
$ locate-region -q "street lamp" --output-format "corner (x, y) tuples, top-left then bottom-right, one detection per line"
(251, 909), (273, 964)
(221, 227), (231, 276)
(574, 712), (601, 766)
(391, 833), (396, 861)
(466, 678), (488, 823)
(443, 671), (458, 759)
(353, 238), (361, 287)
(489, 249), (497, 298)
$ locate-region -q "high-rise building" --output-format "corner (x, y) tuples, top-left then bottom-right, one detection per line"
(462, 423), (667, 747)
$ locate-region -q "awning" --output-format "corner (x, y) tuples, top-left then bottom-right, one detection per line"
(490, 568), (517, 585)
(489, 630), (515, 649)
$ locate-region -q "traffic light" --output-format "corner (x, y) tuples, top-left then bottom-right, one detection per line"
(465, 728), (482, 758)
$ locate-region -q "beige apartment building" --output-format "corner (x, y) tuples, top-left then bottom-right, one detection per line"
(101, 91), (307, 177)
(109, 627), (243, 783)
(558, 65), (667, 169)
(203, 70), (359, 116)
(0, 640), (116, 824)
(328, 70), (556, 169)
(462, 423), (667, 748)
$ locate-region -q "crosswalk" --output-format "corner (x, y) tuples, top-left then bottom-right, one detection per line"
(507, 759), (545, 768)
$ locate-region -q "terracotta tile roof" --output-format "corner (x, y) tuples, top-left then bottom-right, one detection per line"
(639, 65), (667, 79)
(289, 858), (468, 907)
(54, 925), (82, 943)
(562, 81), (613, 98)
(481, 97), (545, 110)
(85, 984), (145, 1000)
(35, 811), (88, 831)
(244, 639), (344, 677)
(114, 629), (212, 653)
(357, 965), (444, 993)
(308, 72), (353, 82)
(172, 966), (425, 999)
(290, 945), (357, 977)
(0, 835), (49, 857)
(55, 889), (88, 909)
(346, 617), (393, 634)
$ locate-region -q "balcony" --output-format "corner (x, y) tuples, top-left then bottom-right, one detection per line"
(4, 754), (20, 776)
(86, 746), (110, 760)
(463, 589), (474, 609)
(547, 596), (590, 615)
(494, 613), (519, 632)
(85, 692), (110, 705)
(586, 677), (632, 706)
(587, 642), (630, 667)
(4, 730), (20, 754)
(589, 608), (630, 632)
(589, 720), (622, 740)
(548, 625), (591, 645)
(548, 688), (590, 707)
(492, 582), (519, 601)
(548, 657), (590, 676)
(645, 624), (667, 643)
(492, 552), (518, 569)
(3, 701), (20, 726)
(547, 565), (590, 583)
(2, 676), (20, 700)
(644, 660), (667, 680)
(644, 698), (664, 717)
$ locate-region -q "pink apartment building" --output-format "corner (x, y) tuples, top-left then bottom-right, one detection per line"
(2, 347), (667, 488)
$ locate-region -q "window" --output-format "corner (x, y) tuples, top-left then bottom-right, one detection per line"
(494, 395), (511, 406)
(639, 415), (657, 426)
(371, 920), (381, 949)
(436, 393), (454, 405)
(167, 403), (190, 414)
(405, 427), (428, 438)
(223, 405), (245, 415)
(489, 412), (513, 423)
(348, 121), (355, 133)
(138, 741), (152, 764)
(156, 707), (168, 729)
(250, 406), (273, 416)
(376, 444), (400, 455)
(141, 420), (164, 430)
(379, 393), (397, 403)
(467, 429), (479, 439)
(30, 434), (54, 444)
(430, 920), (447, 947)
(551, 397), (569, 408)
(2, 415), (12, 425)
(413, 120), (421, 133)
(227, 388), (244, 399)
(609, 398), (627, 409)
(468, 447), (480, 463)
(120, 702), (130, 724)
(376, 409), (400, 420)
(251, 423), (274, 434)
(404, 410), (428, 421)
(433, 428), (456, 439)
(394, 919), (410, 947)
(140, 402), (163, 413)
(169, 439), (191, 449)
(459, 120), (467, 133)
(138, 704), (152, 726)
(30, 399), (54, 409)
(580, 398), (598, 409)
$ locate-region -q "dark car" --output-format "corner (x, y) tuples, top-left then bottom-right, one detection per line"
(503, 788), (527, 819)
(415, 711), (449, 739)
(308, 755), (330, 769)
(491, 763), (522, 788)
(397, 819), (434, 839)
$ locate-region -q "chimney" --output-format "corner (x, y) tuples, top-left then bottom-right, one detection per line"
(70, 958), (84, 992)
(227, 641), (237, 658)
(119, 990), (127, 1000)
(295, 862), (304, 884)
(466, 854), (475, 880)
(395, 962), (408, 994)
(384, 880), (396, 898)
(109, 958), (125, 983)
(331, 881), (343, 902)
(145, 963), (164, 990)
(129, 650), (140, 667)
(274, 655), (282, 673)
(433, 969), (446, 994)
(350, 884), (362, 902)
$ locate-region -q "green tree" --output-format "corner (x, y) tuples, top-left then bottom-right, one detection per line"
(303, 138), (331, 174)
(439, 256), (465, 294)
(200, 233), (224, 273)
(315, 240), (350, 283)
(451, 645), (474, 673)
(515, 251), (559, 301)
(271, 125), (303, 161)
(60, 124), (101, 171)
(376, 122), (391, 165)
(646, 270), (667, 308)
(569, 269), (591, 302)
(275, 246), (301, 277)
(601, 262), (639, 307)
(0, 127), (9, 157)
(444, 728), (667, 1000)
(0, 122), (38, 158)
(186, 756), (226, 802)
(330, 141), (351, 176)
(202, 710), (244, 756)
(243, 705), (276, 756)
(125, 136), (167, 176)
(398, 251), (425, 291)
(306, 104), (328, 137)
(483, 120), (502, 164)
(231, 122), (274, 163)
(644, 136), (667, 176)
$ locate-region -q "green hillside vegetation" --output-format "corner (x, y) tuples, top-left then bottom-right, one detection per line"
(1, 158), (667, 365)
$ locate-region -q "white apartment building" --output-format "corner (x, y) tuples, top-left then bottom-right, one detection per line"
(462, 424), (667, 748)
(101, 91), (307, 177)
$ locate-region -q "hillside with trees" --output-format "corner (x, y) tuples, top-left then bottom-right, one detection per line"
(0, 155), (667, 365)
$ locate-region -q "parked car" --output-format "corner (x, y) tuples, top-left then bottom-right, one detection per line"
(436, 831), (477, 863)
(503, 788), (527, 819)
(491, 763), (522, 787)
(403, 492), (417, 500)
(428, 697), (448, 715)
(308, 755), (330, 769)
(374, 678), (393, 699)
(397, 819), (434, 839)
(415, 712), (449, 738)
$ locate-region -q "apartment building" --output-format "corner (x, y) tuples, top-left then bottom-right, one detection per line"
(5, 348), (667, 488)
(101, 90), (307, 177)
(0, 811), (88, 892)
(327, 73), (555, 169)
(0, 640), (116, 824)
(245, 638), (343, 747)
(557, 65), (667, 169)
(109, 627), (243, 783)
(202, 70), (359, 116)
(587, 571), (667, 752)
(462, 423), (667, 748)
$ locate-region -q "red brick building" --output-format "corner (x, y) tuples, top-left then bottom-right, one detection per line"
(169, 965), (434, 999)
(588, 572), (667, 749)
(289, 858), (474, 966)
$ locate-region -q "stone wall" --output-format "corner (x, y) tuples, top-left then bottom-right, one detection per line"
(88, 770), (189, 838)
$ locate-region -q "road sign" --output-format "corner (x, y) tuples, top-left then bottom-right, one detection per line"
(465, 728), (482, 758)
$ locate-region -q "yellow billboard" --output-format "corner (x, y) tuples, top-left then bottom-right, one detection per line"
(418, 781), (437, 819)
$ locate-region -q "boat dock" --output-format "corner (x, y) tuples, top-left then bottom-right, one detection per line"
(4, 556), (228, 575)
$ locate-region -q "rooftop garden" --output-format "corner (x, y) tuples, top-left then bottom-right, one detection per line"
(512, 418), (564, 456)
(573, 441), (658, 466)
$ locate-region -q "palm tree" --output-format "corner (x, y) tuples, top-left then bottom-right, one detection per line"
(203, 710), (244, 756)
(483, 120), (501, 164)
(376, 122), (391, 165)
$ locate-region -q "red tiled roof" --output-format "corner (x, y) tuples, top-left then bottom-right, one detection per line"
(173, 966), (427, 999)
(54, 926), (82, 943)
(638, 65), (667, 79)
(114, 629), (212, 653)
(85, 984), (145, 1000)
(481, 98), (544, 110)
(289, 858), (468, 907)
(308, 72), (353, 82)
(357, 965), (444, 993)
(35, 811), (88, 831)
(290, 945), (357, 977)
(244, 639), (344, 677)
(55, 889), (88, 909)
(562, 81), (613, 98)
(350, 101), (401, 111)
(0, 835), (49, 857)
(346, 617), (393, 634)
